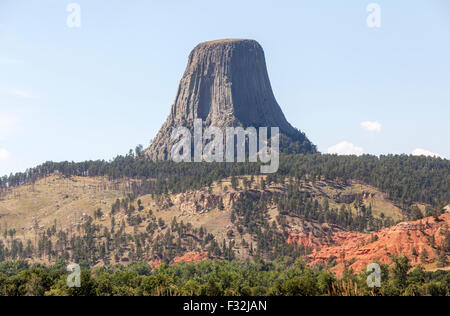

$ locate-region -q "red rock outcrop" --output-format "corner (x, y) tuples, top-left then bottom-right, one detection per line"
(149, 252), (210, 270)
(287, 222), (345, 248)
(173, 252), (210, 265)
(288, 213), (450, 275)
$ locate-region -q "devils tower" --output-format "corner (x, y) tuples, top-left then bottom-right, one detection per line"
(146, 39), (316, 160)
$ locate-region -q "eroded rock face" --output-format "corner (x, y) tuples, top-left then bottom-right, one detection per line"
(146, 39), (316, 160)
(287, 213), (450, 276)
(287, 222), (346, 248)
(173, 252), (210, 265)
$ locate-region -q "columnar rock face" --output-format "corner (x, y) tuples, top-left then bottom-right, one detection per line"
(146, 39), (316, 160)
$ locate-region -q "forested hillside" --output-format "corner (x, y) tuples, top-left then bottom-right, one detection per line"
(0, 152), (448, 296)
(1, 153), (449, 206)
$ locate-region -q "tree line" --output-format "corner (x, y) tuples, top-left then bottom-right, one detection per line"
(1, 153), (448, 207)
(0, 256), (448, 296)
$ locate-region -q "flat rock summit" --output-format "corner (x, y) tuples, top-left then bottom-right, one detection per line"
(146, 39), (316, 160)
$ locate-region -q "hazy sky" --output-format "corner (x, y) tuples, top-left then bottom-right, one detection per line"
(1, 0), (449, 176)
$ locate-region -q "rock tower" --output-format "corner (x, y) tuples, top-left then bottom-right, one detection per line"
(146, 39), (316, 160)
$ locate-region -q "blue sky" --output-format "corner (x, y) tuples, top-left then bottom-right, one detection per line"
(1, 0), (449, 176)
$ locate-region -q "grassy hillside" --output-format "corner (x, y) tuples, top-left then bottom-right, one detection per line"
(1, 172), (444, 268)
(0, 176), (133, 241)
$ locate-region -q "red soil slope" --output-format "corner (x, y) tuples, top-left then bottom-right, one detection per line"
(289, 213), (450, 275)
(150, 252), (210, 269)
(173, 252), (210, 265)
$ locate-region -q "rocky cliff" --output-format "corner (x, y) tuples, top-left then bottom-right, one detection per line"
(288, 213), (450, 276)
(146, 39), (316, 160)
